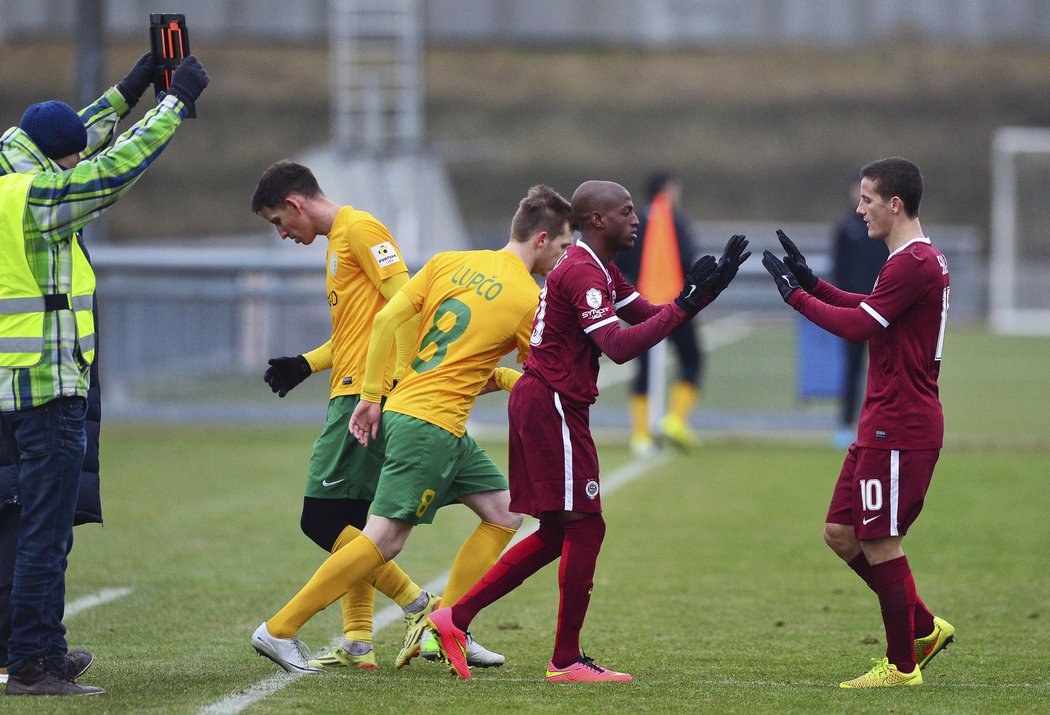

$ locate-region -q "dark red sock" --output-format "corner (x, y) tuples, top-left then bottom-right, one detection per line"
(851, 552), (935, 637)
(913, 595), (936, 638)
(870, 555), (917, 672)
(551, 514), (606, 669)
(847, 553), (875, 587)
(451, 519), (563, 631)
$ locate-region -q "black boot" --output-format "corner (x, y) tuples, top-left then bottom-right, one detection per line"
(5, 658), (105, 696)
(64, 647), (94, 679)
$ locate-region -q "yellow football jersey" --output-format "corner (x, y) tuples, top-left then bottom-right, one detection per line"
(385, 249), (538, 437)
(327, 206), (408, 397)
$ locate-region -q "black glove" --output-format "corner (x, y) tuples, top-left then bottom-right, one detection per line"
(168, 55), (209, 107)
(712, 233), (751, 294)
(674, 254), (719, 314)
(264, 355), (311, 398)
(762, 250), (802, 302)
(117, 52), (155, 109)
(775, 229), (817, 292)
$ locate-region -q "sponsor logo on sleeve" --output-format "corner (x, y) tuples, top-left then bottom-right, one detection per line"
(585, 287), (603, 308)
(330, 253), (339, 277)
(581, 306), (610, 320)
(581, 288), (609, 321)
(371, 241), (401, 268)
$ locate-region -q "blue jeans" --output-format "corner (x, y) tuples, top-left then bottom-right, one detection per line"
(0, 396), (87, 673)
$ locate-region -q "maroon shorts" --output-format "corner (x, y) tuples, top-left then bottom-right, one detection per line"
(826, 445), (940, 540)
(507, 374), (601, 518)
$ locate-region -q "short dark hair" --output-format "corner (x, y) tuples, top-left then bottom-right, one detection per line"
(645, 171), (676, 201)
(510, 185), (572, 243)
(250, 160), (323, 213)
(860, 158), (923, 218)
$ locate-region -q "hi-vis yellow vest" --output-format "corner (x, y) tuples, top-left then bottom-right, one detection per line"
(0, 172), (97, 367)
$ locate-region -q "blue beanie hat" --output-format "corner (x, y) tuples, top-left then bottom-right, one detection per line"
(19, 100), (88, 161)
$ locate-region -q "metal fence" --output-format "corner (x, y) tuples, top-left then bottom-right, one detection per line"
(89, 221), (981, 421)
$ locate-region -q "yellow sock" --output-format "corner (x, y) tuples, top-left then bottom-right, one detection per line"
(370, 560), (423, 608)
(267, 535), (385, 639)
(331, 525), (375, 643)
(331, 524), (423, 610)
(668, 381), (698, 422)
(443, 521), (517, 606)
(628, 394), (650, 440)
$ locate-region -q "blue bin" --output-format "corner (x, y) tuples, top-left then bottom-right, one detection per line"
(795, 317), (846, 401)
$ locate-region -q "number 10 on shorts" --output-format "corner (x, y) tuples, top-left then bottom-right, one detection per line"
(859, 478), (883, 511)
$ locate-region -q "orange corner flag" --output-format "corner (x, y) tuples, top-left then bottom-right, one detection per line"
(636, 190), (684, 304)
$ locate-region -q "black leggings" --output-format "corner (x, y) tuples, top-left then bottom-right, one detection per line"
(300, 496), (372, 552)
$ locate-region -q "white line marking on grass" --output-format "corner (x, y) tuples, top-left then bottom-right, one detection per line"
(65, 587), (133, 618)
(597, 315), (753, 389)
(0, 588), (132, 685)
(199, 453), (668, 715)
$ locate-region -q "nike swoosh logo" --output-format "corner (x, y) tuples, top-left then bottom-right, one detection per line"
(684, 285), (696, 299)
(321, 478), (345, 487)
(862, 515), (881, 525)
(546, 669), (573, 678)
(923, 634), (940, 655)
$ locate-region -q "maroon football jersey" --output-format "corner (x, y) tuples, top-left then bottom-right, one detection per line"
(856, 239), (949, 449)
(792, 238), (949, 449)
(524, 242), (643, 404)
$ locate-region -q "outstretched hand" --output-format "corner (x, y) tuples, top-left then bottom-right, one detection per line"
(349, 399), (382, 447)
(674, 255), (719, 314)
(117, 52), (155, 108)
(762, 250), (802, 302)
(713, 234), (751, 294)
(169, 55), (209, 106)
(775, 229), (817, 291)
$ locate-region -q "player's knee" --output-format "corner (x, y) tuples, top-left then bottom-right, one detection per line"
(501, 511), (524, 531)
(823, 523), (854, 557)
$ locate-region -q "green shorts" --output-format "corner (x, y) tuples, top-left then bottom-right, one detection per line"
(371, 411), (508, 525)
(304, 395), (385, 500)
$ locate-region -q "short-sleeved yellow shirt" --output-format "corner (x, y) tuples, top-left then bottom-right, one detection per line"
(385, 249), (538, 437)
(327, 206), (408, 397)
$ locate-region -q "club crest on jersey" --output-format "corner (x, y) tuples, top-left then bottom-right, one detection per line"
(585, 480), (600, 499)
(371, 241), (401, 268)
(585, 287), (603, 309)
(330, 253), (339, 277)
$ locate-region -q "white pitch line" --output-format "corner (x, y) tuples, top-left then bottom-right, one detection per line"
(596, 314), (753, 389)
(0, 587), (131, 685)
(65, 587), (134, 618)
(199, 453), (670, 715)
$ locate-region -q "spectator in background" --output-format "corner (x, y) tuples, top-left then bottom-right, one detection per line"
(830, 174), (888, 450)
(0, 52), (208, 697)
(614, 173), (704, 455)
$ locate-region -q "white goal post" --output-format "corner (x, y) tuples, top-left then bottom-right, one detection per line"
(991, 127), (1050, 335)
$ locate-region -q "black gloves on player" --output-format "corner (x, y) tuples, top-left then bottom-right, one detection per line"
(117, 52), (155, 109)
(168, 55), (209, 106)
(712, 233), (751, 294)
(762, 250), (802, 302)
(775, 229), (818, 292)
(264, 355), (312, 398)
(674, 255), (719, 314)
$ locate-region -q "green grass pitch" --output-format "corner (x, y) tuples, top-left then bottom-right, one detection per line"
(5, 325), (1048, 713)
